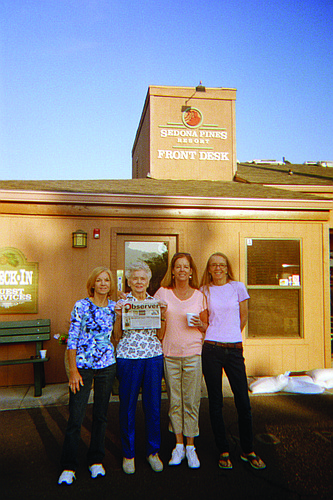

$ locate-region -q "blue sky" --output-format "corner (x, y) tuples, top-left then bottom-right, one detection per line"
(1, 0), (332, 180)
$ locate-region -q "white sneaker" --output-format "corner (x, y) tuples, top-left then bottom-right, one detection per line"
(169, 445), (185, 466)
(89, 464), (105, 478)
(123, 457), (135, 474)
(147, 453), (164, 472)
(58, 470), (76, 485)
(186, 446), (200, 468)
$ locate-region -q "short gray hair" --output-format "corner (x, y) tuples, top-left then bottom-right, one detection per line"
(125, 261), (152, 281)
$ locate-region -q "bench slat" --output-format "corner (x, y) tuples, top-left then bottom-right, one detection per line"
(0, 357), (49, 366)
(0, 326), (51, 337)
(0, 319), (51, 397)
(0, 319), (50, 330)
(0, 333), (50, 344)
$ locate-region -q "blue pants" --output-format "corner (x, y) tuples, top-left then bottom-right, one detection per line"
(117, 355), (163, 459)
(202, 343), (253, 454)
(60, 363), (116, 470)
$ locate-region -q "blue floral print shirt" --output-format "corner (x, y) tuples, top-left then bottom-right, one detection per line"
(116, 293), (163, 359)
(67, 298), (116, 369)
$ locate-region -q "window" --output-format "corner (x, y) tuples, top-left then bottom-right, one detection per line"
(246, 238), (302, 338)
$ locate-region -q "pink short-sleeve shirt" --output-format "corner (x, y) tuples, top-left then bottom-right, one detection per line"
(154, 287), (206, 357)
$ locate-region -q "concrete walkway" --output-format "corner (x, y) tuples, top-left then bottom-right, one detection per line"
(0, 375), (237, 411)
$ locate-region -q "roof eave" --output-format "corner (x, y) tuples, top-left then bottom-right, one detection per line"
(0, 189), (331, 211)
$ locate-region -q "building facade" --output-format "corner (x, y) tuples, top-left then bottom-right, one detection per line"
(0, 86), (332, 388)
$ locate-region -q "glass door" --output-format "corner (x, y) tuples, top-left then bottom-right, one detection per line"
(116, 234), (177, 296)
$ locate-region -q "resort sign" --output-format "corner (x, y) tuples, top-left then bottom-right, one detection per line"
(0, 247), (38, 313)
(157, 106), (229, 162)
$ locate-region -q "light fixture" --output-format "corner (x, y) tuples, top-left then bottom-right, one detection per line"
(72, 229), (87, 248)
(195, 82), (206, 92)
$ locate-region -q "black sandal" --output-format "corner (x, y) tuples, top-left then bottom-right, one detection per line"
(241, 452), (266, 469)
(218, 453), (233, 469)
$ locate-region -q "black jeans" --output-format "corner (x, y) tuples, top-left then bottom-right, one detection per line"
(60, 363), (116, 470)
(202, 342), (253, 454)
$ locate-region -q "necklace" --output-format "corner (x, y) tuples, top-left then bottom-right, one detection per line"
(173, 287), (194, 301)
(91, 296), (108, 308)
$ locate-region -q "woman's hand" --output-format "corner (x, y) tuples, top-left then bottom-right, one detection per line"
(155, 300), (167, 341)
(67, 349), (83, 393)
(188, 311), (208, 336)
(115, 300), (124, 317)
(188, 314), (203, 328)
(69, 369), (84, 394)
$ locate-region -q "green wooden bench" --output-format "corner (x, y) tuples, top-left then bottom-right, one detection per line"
(0, 319), (51, 397)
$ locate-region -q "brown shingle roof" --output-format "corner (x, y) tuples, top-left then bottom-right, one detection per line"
(236, 163), (333, 186)
(0, 178), (326, 201)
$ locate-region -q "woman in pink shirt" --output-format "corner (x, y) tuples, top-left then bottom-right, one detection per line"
(155, 252), (208, 469)
(201, 252), (265, 471)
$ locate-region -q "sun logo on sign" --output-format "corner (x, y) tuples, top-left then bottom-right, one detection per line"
(182, 107), (203, 128)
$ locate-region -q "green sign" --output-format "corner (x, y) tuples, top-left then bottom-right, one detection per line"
(0, 247), (38, 314)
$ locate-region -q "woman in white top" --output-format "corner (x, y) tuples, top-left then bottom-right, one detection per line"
(200, 252), (266, 470)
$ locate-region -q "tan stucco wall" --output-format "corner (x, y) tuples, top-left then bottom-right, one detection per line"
(0, 211), (330, 387)
(132, 97), (151, 179)
(132, 86), (237, 181)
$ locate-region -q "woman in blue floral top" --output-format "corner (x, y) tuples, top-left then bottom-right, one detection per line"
(114, 262), (166, 475)
(58, 267), (117, 486)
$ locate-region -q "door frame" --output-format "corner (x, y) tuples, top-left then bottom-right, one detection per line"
(111, 226), (184, 297)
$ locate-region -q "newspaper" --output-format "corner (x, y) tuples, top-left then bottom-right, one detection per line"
(122, 299), (161, 330)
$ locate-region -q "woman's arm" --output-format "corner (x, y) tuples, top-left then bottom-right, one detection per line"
(199, 309), (209, 332)
(67, 349), (84, 393)
(66, 302), (84, 392)
(113, 305), (123, 344)
(239, 299), (248, 332)
(188, 309), (208, 337)
(156, 300), (167, 341)
(156, 318), (166, 341)
(198, 309), (208, 341)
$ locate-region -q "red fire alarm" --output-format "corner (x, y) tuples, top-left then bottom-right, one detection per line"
(93, 229), (100, 239)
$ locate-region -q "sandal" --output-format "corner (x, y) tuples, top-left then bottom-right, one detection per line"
(241, 452), (266, 469)
(218, 453), (233, 469)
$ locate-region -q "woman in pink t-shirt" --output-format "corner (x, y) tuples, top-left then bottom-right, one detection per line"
(155, 252), (208, 469)
(200, 252), (266, 471)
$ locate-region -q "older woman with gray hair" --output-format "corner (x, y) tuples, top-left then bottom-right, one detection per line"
(114, 261), (165, 475)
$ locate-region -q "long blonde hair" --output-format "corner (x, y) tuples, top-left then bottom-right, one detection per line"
(200, 252), (236, 295)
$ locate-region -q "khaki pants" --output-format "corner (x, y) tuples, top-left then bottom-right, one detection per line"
(164, 355), (202, 438)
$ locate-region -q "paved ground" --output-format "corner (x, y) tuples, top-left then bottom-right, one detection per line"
(1, 389), (333, 500)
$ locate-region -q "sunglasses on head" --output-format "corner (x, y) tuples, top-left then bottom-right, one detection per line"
(173, 252), (191, 258)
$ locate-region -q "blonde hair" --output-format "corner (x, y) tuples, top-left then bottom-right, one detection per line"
(87, 267), (115, 298)
(160, 252), (199, 289)
(200, 252), (236, 294)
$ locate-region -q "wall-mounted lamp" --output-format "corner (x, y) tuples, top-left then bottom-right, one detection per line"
(72, 229), (87, 248)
